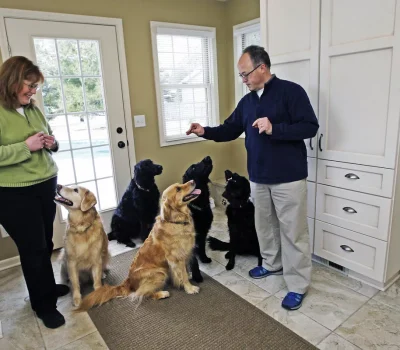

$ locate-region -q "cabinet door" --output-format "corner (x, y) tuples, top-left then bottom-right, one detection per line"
(260, 0), (320, 157)
(317, 0), (400, 168)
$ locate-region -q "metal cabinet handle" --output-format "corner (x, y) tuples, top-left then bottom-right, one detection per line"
(318, 134), (323, 152)
(343, 206), (357, 214)
(345, 173), (360, 180)
(309, 138), (314, 151)
(340, 245), (354, 252)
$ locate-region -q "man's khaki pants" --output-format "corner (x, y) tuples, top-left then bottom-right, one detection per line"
(250, 179), (311, 294)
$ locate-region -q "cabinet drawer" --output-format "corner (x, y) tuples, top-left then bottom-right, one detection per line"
(317, 160), (394, 198)
(307, 182), (316, 219)
(316, 185), (391, 240)
(308, 217), (314, 253)
(314, 221), (386, 281)
(307, 157), (317, 182)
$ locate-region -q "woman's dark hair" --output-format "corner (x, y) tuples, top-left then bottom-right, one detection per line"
(0, 56), (44, 109)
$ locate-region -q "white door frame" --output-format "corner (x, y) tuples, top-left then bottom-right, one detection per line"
(0, 8), (136, 172)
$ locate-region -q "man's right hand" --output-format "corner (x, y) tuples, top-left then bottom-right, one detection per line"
(25, 132), (45, 152)
(186, 123), (205, 136)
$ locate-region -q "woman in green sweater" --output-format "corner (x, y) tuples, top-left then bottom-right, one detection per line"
(0, 56), (69, 329)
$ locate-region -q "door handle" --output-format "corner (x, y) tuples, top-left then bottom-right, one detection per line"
(343, 206), (357, 214)
(318, 134), (323, 152)
(340, 245), (354, 252)
(309, 138), (314, 151)
(118, 141), (126, 149)
(345, 173), (360, 180)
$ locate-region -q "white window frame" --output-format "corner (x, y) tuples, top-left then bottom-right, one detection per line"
(150, 21), (220, 147)
(233, 19), (260, 139)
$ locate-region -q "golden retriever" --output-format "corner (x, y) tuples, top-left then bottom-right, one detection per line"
(77, 180), (201, 311)
(55, 185), (110, 307)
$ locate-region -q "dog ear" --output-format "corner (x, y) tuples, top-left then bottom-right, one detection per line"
(160, 195), (173, 222)
(225, 170), (233, 181)
(81, 190), (97, 212)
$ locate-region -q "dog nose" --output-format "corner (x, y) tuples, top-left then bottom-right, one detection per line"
(204, 156), (211, 163)
(56, 184), (62, 191)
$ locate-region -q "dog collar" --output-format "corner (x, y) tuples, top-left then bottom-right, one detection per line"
(135, 180), (150, 192)
(229, 199), (250, 209)
(189, 203), (203, 211)
(163, 219), (189, 225)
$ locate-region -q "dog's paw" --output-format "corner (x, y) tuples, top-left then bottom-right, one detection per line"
(73, 294), (82, 307)
(184, 284), (200, 295)
(192, 274), (204, 283)
(124, 241), (136, 248)
(226, 262), (235, 270)
(199, 256), (212, 264)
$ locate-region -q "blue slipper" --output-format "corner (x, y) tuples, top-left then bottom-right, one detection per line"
(281, 292), (305, 310)
(248, 266), (283, 279)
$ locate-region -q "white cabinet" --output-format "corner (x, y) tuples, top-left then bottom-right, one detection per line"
(261, 0), (400, 290)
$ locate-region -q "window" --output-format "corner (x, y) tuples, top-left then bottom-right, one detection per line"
(233, 19), (261, 105)
(233, 19), (260, 139)
(150, 22), (219, 147)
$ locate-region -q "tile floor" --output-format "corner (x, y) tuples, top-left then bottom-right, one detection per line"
(1, 207), (400, 349)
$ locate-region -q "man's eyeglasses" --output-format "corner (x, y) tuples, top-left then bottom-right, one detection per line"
(238, 64), (262, 80)
(24, 83), (41, 91)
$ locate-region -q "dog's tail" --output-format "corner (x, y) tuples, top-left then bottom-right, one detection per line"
(76, 279), (131, 312)
(207, 236), (230, 251)
(107, 231), (116, 241)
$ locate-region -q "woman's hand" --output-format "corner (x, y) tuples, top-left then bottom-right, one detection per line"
(25, 132), (45, 152)
(43, 134), (56, 150)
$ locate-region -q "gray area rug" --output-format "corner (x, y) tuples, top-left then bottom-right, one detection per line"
(86, 250), (316, 350)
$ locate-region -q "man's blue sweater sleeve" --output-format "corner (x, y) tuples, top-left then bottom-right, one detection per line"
(270, 84), (319, 141)
(202, 103), (244, 142)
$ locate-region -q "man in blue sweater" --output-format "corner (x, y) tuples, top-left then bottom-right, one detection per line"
(186, 45), (319, 310)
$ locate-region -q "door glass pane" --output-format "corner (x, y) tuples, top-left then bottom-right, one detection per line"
(33, 37), (118, 218)
(68, 114), (90, 149)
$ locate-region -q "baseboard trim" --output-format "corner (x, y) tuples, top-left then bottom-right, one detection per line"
(0, 255), (21, 271)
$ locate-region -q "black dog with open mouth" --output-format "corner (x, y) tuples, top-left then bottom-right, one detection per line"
(107, 159), (163, 247)
(182, 156), (214, 283)
(208, 170), (262, 270)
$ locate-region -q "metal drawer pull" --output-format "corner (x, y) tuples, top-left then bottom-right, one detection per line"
(345, 173), (360, 180)
(309, 138), (314, 150)
(340, 245), (354, 252)
(343, 206), (357, 213)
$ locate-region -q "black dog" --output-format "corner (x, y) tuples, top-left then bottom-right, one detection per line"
(183, 156), (214, 283)
(208, 170), (262, 270)
(107, 159), (163, 247)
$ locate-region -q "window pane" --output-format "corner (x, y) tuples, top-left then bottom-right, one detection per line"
(84, 78), (104, 112)
(47, 115), (70, 151)
(63, 78), (84, 113)
(79, 40), (101, 76)
(93, 146), (113, 178)
(97, 177), (117, 210)
(34, 38), (59, 76)
(73, 148), (95, 182)
(157, 35), (173, 52)
(42, 78), (64, 115)
(68, 114), (90, 149)
(57, 39), (81, 76)
(52, 151), (75, 184)
(173, 36), (188, 53)
(88, 113), (109, 146)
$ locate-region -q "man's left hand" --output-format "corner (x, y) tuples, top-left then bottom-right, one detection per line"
(252, 117), (272, 135)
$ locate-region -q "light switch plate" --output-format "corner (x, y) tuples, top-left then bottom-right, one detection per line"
(134, 115), (146, 128)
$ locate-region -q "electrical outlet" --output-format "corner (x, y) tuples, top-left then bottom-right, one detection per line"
(0, 225), (9, 238)
(134, 115), (146, 128)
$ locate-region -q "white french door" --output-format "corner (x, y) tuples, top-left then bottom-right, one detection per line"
(1, 12), (135, 249)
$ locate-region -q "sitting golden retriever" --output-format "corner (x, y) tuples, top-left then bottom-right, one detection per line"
(55, 185), (110, 307)
(77, 180), (201, 311)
